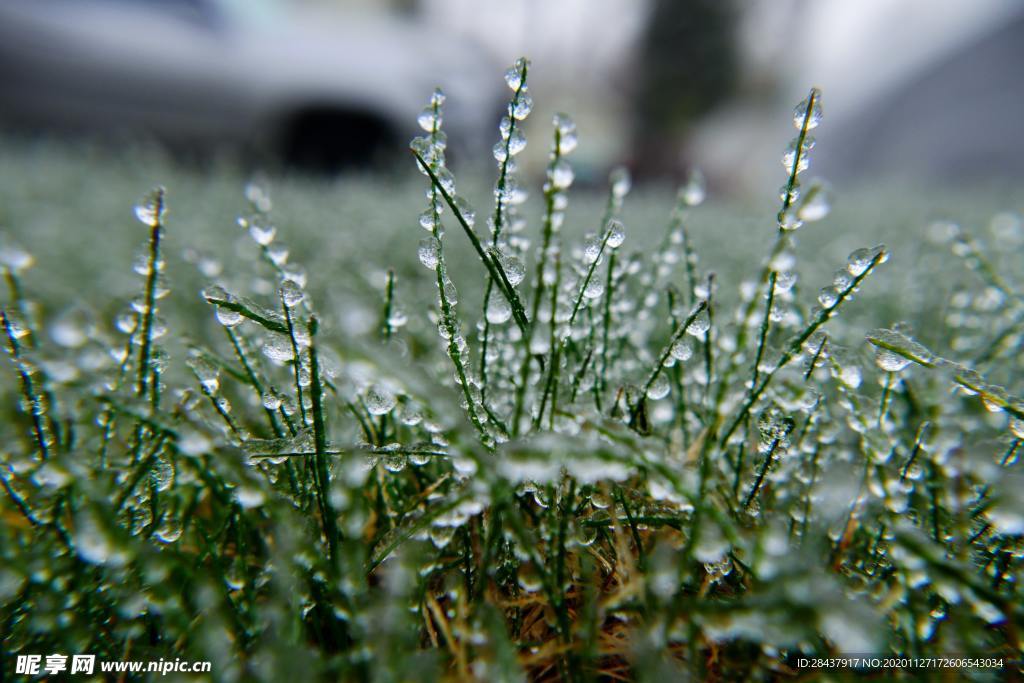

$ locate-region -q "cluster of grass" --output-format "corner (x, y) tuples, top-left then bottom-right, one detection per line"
(1, 58), (1022, 681)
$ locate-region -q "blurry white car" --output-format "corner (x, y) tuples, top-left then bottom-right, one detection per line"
(0, 0), (504, 170)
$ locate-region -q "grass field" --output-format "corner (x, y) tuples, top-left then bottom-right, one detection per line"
(1, 67), (1022, 682)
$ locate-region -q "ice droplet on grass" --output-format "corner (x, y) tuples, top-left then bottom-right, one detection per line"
(687, 308), (710, 336)
(583, 278), (605, 299)
(818, 286), (839, 308)
(279, 279), (305, 308)
(874, 350), (911, 373)
(418, 237), (440, 269)
(512, 91), (533, 120)
(417, 107), (440, 132)
(793, 88), (823, 130)
(215, 307), (243, 327)
(646, 374), (671, 400)
(365, 384), (397, 415)
(486, 297), (512, 324)
(500, 254), (526, 286)
(605, 219), (626, 248)
(670, 338), (694, 361)
(134, 188), (166, 227)
(507, 129), (527, 156)
(551, 159), (574, 189)
(187, 356), (221, 394)
(681, 169), (706, 206)
(610, 168), (632, 199)
(504, 59), (527, 90)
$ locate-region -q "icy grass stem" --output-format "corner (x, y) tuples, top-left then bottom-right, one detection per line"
(308, 318), (341, 565)
(412, 150), (528, 334)
(596, 250), (617, 410)
(416, 99), (492, 448)
(720, 250), (887, 447)
(1, 309), (50, 459)
(633, 301), (708, 422)
(749, 271), (778, 393)
(535, 217), (618, 430)
(512, 124), (566, 433)
(479, 60), (528, 400)
(742, 423), (792, 510)
(135, 188), (164, 403)
(381, 269), (396, 342)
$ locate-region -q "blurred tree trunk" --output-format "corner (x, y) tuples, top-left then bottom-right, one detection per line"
(632, 0), (738, 180)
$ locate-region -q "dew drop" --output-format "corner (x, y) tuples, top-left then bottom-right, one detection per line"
(279, 279), (305, 308)
(687, 308), (710, 336)
(215, 307), (243, 328)
(418, 237), (440, 269)
(134, 188), (166, 227)
(793, 89), (823, 131)
(818, 286), (839, 308)
(647, 373), (671, 400)
(551, 159), (574, 190)
(512, 91), (533, 120)
(500, 254), (526, 286)
(670, 338), (694, 361)
(605, 219), (626, 248)
(507, 129), (527, 156)
(681, 169), (706, 207)
(248, 221), (276, 246)
(874, 350), (911, 373)
(486, 296), (512, 324)
(610, 168), (631, 199)
(583, 278), (605, 299)
(365, 384), (397, 415)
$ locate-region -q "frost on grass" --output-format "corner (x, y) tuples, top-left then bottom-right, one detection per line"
(1, 63), (1022, 682)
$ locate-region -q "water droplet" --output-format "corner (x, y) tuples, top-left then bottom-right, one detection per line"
(248, 220), (276, 246)
(507, 129), (526, 156)
(647, 374), (671, 400)
(687, 308), (710, 336)
(365, 384), (397, 415)
(486, 296), (512, 324)
(681, 169), (706, 206)
(610, 168), (631, 199)
(155, 517), (183, 543)
(417, 106), (440, 132)
(818, 286), (839, 308)
(847, 246), (884, 276)
(874, 349), (911, 373)
(235, 486), (265, 509)
(492, 141), (508, 163)
(500, 254), (526, 286)
(0, 242), (34, 272)
(134, 188), (166, 227)
(583, 278), (605, 299)
(504, 59), (527, 90)
(582, 235), (602, 264)
(793, 89), (823, 130)
(605, 219), (626, 248)
(670, 339), (693, 361)
(215, 306), (243, 327)
(187, 356), (220, 394)
(262, 334), (294, 364)
(512, 91), (533, 120)
(775, 271), (797, 292)
(551, 159), (574, 189)
(279, 279), (305, 308)
(418, 237), (440, 269)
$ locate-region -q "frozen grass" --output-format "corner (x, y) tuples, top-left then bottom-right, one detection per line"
(1, 59), (1023, 681)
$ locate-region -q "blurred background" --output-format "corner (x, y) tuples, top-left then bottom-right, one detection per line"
(1, 0), (1022, 195)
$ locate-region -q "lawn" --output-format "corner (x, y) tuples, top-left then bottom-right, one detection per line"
(1, 65), (1022, 681)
